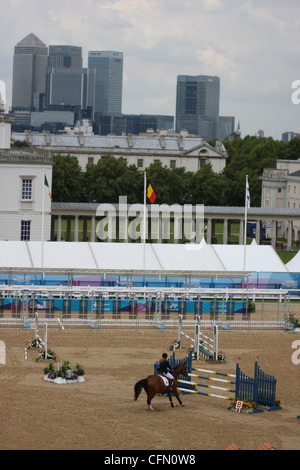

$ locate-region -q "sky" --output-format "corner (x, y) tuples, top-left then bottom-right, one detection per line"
(1, 0), (300, 139)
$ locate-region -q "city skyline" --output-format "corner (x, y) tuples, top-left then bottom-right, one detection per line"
(1, 1), (300, 139)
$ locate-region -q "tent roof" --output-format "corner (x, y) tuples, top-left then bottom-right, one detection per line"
(0, 240), (288, 277)
(285, 251), (300, 272)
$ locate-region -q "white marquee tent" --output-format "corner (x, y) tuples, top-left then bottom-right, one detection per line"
(0, 239), (289, 276)
(286, 251), (300, 273)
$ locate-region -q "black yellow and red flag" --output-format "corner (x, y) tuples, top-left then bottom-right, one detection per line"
(147, 184), (156, 203)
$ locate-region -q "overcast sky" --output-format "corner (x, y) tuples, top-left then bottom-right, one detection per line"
(1, 0), (300, 139)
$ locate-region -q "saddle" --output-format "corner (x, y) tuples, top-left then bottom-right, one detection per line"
(158, 375), (169, 387)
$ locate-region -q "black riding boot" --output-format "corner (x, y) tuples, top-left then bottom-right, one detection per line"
(168, 379), (174, 391)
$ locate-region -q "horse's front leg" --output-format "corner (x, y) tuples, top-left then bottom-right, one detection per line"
(167, 391), (175, 408)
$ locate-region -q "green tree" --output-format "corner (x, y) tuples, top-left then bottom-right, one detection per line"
(190, 163), (227, 206)
(52, 154), (84, 202)
(84, 155), (143, 203)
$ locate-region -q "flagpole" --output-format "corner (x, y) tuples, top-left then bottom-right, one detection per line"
(243, 175), (248, 272)
(42, 168), (45, 276)
(143, 171), (146, 271)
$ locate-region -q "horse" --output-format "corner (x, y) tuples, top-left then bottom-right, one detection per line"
(134, 362), (188, 410)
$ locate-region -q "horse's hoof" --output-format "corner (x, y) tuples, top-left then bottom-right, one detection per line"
(181, 403), (185, 407)
(148, 405), (154, 411)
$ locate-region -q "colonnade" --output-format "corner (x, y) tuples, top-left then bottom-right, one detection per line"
(51, 204), (297, 249)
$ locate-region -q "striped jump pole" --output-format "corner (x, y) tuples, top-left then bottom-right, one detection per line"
(177, 365), (237, 401)
(178, 314), (219, 361)
(178, 378), (235, 394)
(192, 367), (236, 379)
(195, 315), (218, 361)
(177, 387), (233, 400)
(177, 314), (197, 349)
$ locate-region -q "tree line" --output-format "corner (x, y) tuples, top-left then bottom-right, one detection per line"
(51, 136), (300, 207)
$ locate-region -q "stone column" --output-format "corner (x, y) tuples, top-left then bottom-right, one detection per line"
(57, 215), (62, 241)
(287, 220), (293, 250)
(239, 220), (244, 245)
(255, 220), (261, 245)
(74, 216), (79, 242)
(271, 220), (277, 249)
(90, 216), (95, 242)
(206, 218), (212, 244)
(223, 219), (228, 244)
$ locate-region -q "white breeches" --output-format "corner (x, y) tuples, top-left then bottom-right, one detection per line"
(163, 372), (174, 380)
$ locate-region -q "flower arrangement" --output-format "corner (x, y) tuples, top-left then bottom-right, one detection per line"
(36, 348), (56, 362)
(169, 339), (180, 351)
(217, 351), (226, 362)
(286, 313), (300, 330)
(230, 398), (257, 413)
(26, 338), (44, 349)
(44, 361), (85, 384)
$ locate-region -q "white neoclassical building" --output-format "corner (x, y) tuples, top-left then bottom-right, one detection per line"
(11, 130), (228, 173)
(261, 159), (300, 241)
(0, 106), (53, 242)
(0, 149), (53, 241)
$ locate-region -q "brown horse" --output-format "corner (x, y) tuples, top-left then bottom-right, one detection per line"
(134, 362), (188, 410)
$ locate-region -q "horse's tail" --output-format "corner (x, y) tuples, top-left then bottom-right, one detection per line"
(134, 379), (148, 401)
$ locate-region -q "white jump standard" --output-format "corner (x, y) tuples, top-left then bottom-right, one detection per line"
(177, 314), (219, 361)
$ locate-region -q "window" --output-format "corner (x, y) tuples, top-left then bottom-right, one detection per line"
(21, 179), (32, 200)
(87, 157), (94, 165)
(170, 160), (176, 169)
(20, 221), (31, 241)
(199, 158), (207, 168)
(137, 159), (143, 168)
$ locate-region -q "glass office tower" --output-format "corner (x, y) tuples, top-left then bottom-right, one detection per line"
(46, 45), (95, 111)
(175, 75), (220, 139)
(48, 45), (83, 69)
(88, 51), (123, 119)
(12, 33), (48, 109)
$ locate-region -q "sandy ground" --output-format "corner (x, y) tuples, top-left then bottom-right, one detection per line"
(0, 327), (299, 451)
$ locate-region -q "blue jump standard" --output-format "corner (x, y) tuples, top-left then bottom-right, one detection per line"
(154, 351), (281, 412)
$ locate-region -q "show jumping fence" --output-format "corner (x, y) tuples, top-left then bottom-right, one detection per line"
(178, 314), (218, 361)
(155, 351), (280, 411)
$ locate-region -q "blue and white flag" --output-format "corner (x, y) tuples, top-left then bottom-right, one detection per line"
(246, 177), (250, 209)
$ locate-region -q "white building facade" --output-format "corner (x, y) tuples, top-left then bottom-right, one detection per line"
(11, 131), (228, 173)
(261, 159), (300, 241)
(0, 150), (52, 241)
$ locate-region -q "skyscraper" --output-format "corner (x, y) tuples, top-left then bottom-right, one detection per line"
(12, 33), (48, 109)
(88, 51), (123, 119)
(47, 45), (83, 69)
(175, 75), (220, 139)
(46, 45), (95, 112)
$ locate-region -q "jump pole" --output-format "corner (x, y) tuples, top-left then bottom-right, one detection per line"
(195, 315), (218, 361)
(178, 314), (218, 361)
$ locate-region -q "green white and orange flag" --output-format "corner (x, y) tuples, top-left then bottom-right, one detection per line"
(44, 174), (52, 201)
(147, 184), (156, 203)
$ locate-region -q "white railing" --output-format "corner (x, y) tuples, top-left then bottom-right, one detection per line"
(0, 314), (292, 331)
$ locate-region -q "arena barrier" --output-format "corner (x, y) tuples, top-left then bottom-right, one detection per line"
(154, 351), (281, 411)
(177, 314), (219, 361)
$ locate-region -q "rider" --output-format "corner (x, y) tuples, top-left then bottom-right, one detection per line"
(157, 353), (174, 391)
